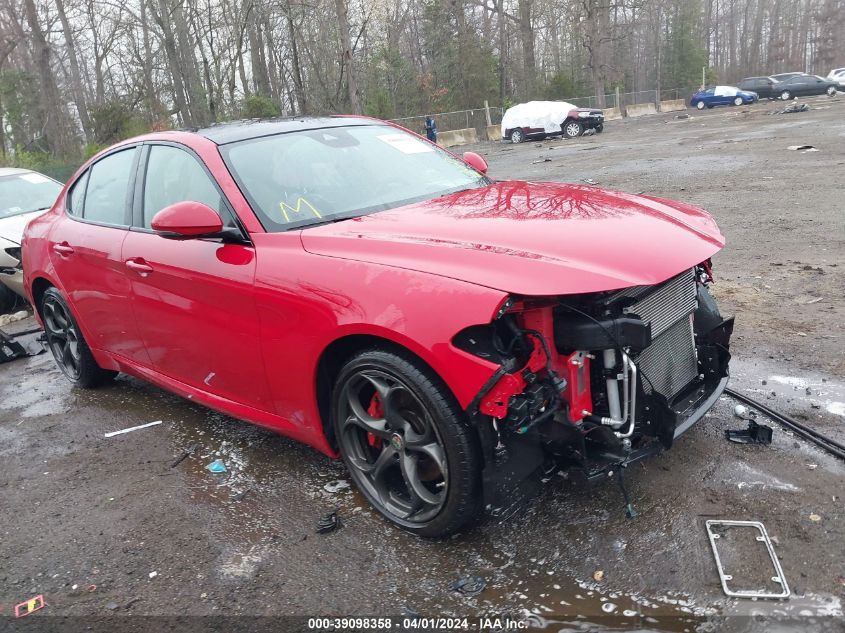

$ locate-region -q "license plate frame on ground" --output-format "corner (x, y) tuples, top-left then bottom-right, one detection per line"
(705, 519), (790, 599)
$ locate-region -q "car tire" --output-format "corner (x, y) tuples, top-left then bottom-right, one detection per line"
(780, 90), (791, 100)
(563, 120), (583, 138)
(696, 101), (705, 110)
(0, 283), (16, 314)
(510, 128), (525, 144)
(733, 96), (744, 106)
(595, 123), (604, 133)
(826, 86), (836, 96)
(41, 287), (117, 388)
(331, 348), (481, 537)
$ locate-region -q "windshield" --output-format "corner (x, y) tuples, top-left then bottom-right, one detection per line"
(221, 124), (489, 231)
(0, 173), (62, 219)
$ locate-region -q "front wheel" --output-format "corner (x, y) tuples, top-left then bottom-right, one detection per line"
(41, 287), (116, 388)
(827, 86), (837, 96)
(510, 128), (525, 144)
(563, 120), (584, 138)
(780, 90), (791, 100)
(696, 101), (705, 110)
(331, 349), (481, 537)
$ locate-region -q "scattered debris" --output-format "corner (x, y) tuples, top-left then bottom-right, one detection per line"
(170, 442), (199, 468)
(231, 487), (252, 502)
(123, 597), (141, 609)
(705, 520), (790, 599)
(105, 602), (119, 611)
(774, 102), (809, 114)
(726, 420), (773, 445)
(531, 157), (552, 164)
(593, 570), (604, 582)
(675, 113), (690, 119)
(809, 513), (821, 522)
(86, 584), (97, 593)
(0, 310), (28, 326)
(0, 329), (26, 363)
(148, 571), (158, 579)
(323, 479), (350, 493)
(14, 595), (45, 618)
(205, 459), (227, 473)
(316, 510), (342, 534)
(786, 145), (818, 152)
(449, 575), (486, 596)
(581, 128), (597, 136)
(103, 420), (162, 438)
(581, 178), (599, 185)
(806, 463), (818, 470)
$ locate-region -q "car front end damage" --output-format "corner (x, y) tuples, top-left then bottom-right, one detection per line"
(455, 261), (733, 513)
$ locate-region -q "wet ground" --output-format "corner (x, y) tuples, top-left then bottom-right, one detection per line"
(1, 96), (844, 631)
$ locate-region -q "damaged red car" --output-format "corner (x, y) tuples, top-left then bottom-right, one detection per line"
(23, 118), (733, 536)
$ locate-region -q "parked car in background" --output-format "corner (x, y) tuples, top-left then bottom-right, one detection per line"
(776, 74), (839, 99)
(501, 101), (604, 142)
(0, 168), (63, 312)
(737, 76), (783, 100)
(690, 85), (758, 109)
(825, 68), (845, 91)
(22, 117), (732, 536)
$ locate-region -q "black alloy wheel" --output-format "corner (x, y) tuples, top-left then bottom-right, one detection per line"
(41, 287), (116, 387)
(332, 349), (481, 536)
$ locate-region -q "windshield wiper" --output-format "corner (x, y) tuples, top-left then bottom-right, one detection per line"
(300, 216), (356, 229)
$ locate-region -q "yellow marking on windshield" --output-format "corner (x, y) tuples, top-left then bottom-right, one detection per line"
(279, 197), (322, 222)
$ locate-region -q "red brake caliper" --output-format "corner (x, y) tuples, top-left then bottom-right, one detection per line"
(366, 393), (384, 448)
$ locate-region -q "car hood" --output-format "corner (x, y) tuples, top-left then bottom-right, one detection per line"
(0, 209), (48, 245)
(300, 181), (725, 296)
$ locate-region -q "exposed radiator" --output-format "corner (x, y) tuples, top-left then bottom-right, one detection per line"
(622, 269), (699, 398)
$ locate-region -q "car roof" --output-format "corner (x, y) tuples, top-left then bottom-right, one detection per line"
(194, 116), (384, 145)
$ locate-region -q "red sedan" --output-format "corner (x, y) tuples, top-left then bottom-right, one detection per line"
(23, 118), (733, 536)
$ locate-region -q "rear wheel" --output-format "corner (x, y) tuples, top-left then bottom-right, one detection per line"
(733, 96), (744, 106)
(41, 287), (116, 388)
(563, 120), (584, 138)
(331, 349), (481, 537)
(510, 128), (525, 144)
(595, 123), (604, 133)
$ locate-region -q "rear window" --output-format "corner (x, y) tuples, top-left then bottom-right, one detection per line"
(82, 148), (136, 225)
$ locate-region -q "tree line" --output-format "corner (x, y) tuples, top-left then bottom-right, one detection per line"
(0, 0), (842, 168)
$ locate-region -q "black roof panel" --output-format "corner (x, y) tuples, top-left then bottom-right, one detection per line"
(196, 116), (385, 144)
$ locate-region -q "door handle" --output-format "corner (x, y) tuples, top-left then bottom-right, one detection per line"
(125, 259), (154, 275)
(53, 242), (75, 256)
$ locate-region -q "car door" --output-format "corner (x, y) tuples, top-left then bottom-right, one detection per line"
(47, 146), (149, 361)
(122, 142), (272, 410)
(788, 77), (810, 96)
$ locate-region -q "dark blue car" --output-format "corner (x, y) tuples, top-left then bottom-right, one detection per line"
(690, 85), (758, 110)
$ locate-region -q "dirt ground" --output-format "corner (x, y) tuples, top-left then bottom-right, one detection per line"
(1, 96), (843, 632)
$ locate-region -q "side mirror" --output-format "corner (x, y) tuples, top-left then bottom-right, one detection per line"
(151, 201), (224, 239)
(462, 151), (488, 174)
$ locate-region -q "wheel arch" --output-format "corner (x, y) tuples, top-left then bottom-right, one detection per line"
(315, 333), (470, 452)
(30, 276), (55, 320)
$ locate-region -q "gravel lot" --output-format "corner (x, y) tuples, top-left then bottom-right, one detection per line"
(1, 96), (843, 632)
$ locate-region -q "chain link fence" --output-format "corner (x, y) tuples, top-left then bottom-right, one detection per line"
(390, 107), (504, 138)
(391, 87), (700, 135)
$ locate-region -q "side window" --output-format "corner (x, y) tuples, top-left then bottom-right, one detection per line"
(83, 148), (136, 225)
(67, 170), (89, 217)
(142, 145), (224, 229)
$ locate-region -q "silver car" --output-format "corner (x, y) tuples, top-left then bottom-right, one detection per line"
(0, 168), (63, 312)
